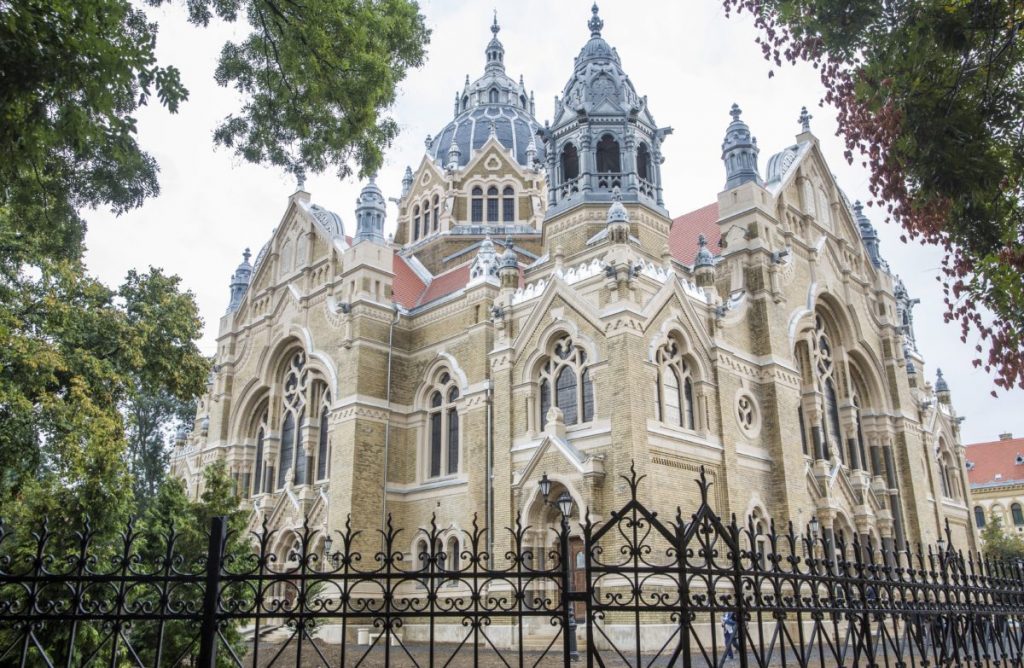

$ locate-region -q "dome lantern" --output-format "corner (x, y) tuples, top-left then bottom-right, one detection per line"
(227, 247), (253, 313)
(354, 176), (387, 244)
(722, 103), (762, 190)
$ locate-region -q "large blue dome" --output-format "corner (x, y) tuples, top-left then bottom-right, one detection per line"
(426, 14), (544, 169)
(429, 105), (544, 168)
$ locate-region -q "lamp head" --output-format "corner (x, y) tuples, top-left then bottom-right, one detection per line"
(539, 472), (551, 500)
(557, 491), (574, 519)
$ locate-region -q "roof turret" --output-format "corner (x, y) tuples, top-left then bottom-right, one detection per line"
(722, 103), (762, 190)
(485, 12), (505, 73)
(853, 200), (883, 268)
(354, 176), (387, 244)
(694, 234), (715, 269)
(227, 248), (252, 313)
(935, 368), (950, 394)
(468, 236), (500, 285)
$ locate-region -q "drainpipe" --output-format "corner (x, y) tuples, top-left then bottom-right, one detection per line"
(381, 304), (400, 547)
(486, 381), (494, 556)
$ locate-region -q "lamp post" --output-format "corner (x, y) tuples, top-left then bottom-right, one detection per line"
(323, 534), (335, 569)
(556, 490), (580, 662)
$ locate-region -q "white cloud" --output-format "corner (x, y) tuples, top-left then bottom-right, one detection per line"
(81, 0), (1022, 444)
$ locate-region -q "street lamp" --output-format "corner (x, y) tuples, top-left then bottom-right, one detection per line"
(555, 490), (580, 662)
(557, 491), (575, 520)
(323, 534), (334, 569)
(539, 472), (551, 501)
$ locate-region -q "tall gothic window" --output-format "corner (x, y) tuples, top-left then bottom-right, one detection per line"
(486, 186), (499, 223)
(432, 195), (440, 231)
(471, 187), (483, 223)
(538, 335), (594, 429)
(426, 371), (460, 478)
(637, 143), (651, 181)
(814, 317), (844, 466)
(413, 205), (421, 241)
(655, 339), (695, 430)
(421, 199), (431, 237)
(561, 143), (579, 181)
(502, 186), (515, 222)
(975, 506), (986, 528)
(489, 88), (499, 103)
(277, 351), (310, 489)
(1013, 503), (1024, 527)
(596, 134), (621, 173)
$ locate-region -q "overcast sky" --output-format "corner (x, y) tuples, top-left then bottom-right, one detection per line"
(82, 0), (1022, 445)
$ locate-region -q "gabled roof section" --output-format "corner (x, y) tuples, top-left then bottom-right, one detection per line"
(417, 262), (472, 307)
(669, 202), (720, 265)
(966, 436), (1024, 488)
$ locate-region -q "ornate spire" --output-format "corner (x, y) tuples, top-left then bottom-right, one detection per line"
(935, 368), (949, 394)
(447, 134), (461, 170)
(853, 200), (882, 267)
(401, 165), (413, 197)
(588, 3), (604, 37)
(485, 11), (505, 72)
(694, 234), (715, 269)
(722, 103), (762, 190)
(799, 106), (813, 133)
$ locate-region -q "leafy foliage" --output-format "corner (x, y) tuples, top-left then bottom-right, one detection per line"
(724, 0), (1024, 391)
(980, 512), (1024, 561)
(161, 0), (431, 179)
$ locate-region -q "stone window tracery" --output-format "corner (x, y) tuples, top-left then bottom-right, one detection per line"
(413, 205), (421, 241)
(422, 199), (431, 237)
(538, 335), (594, 429)
(814, 317), (845, 466)
(502, 186), (515, 222)
(432, 195), (440, 232)
(277, 351), (310, 489)
(251, 410), (268, 496)
(736, 393), (760, 437)
(654, 338), (695, 430)
(471, 187), (483, 223)
(426, 371), (460, 479)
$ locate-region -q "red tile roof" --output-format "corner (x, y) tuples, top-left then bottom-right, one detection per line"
(391, 254), (427, 309)
(966, 436), (1024, 487)
(416, 263), (472, 307)
(669, 202), (721, 265)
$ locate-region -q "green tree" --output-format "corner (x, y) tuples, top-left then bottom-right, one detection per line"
(124, 387), (196, 508)
(723, 0), (1024, 392)
(980, 512), (1024, 561)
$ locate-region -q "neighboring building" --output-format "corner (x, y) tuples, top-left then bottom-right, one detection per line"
(170, 4), (974, 597)
(966, 432), (1024, 536)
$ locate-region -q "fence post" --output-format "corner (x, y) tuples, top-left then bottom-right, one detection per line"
(197, 516), (227, 668)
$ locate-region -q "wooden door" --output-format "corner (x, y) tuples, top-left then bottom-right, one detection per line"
(569, 537), (586, 619)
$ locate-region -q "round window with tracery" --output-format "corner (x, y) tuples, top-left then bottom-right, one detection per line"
(735, 392), (761, 438)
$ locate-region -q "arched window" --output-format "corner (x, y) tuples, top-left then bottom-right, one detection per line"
(446, 536), (460, 572)
(655, 338), (695, 430)
(415, 538), (429, 570)
(824, 379), (843, 465)
(538, 335), (594, 429)
(432, 195), (440, 231)
(486, 186), (499, 222)
(278, 412), (295, 489)
(637, 143), (651, 181)
(471, 187), (483, 223)
(489, 88), (499, 103)
(560, 143), (579, 181)
(293, 413), (308, 485)
(461, 96), (468, 111)
(596, 134), (621, 173)
(975, 506), (986, 528)
(426, 371), (460, 478)
(1013, 503), (1024, 527)
(413, 205), (421, 241)
(422, 199), (431, 237)
(502, 186), (515, 222)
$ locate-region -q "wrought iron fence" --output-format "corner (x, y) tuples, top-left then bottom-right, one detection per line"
(2, 465), (1024, 667)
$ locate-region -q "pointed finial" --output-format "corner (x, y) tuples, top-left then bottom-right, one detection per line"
(491, 10), (500, 35)
(853, 200), (864, 216)
(295, 167), (306, 191)
(611, 185), (622, 202)
(799, 106), (813, 133)
(730, 103), (742, 122)
(425, 134), (433, 149)
(243, 247), (252, 263)
(698, 234), (707, 249)
(588, 3), (604, 37)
